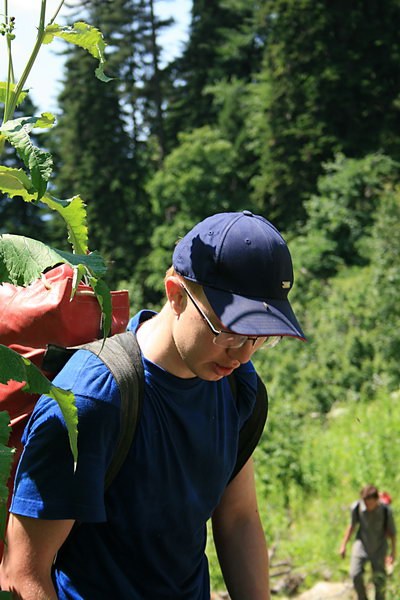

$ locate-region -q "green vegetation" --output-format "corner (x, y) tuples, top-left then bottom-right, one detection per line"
(253, 386), (400, 596)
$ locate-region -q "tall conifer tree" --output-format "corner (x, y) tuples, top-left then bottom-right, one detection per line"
(255, 0), (400, 227)
(165, 0), (262, 144)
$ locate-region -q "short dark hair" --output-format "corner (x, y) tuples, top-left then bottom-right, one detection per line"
(360, 484), (379, 500)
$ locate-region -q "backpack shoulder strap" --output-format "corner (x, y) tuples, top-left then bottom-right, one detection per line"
(352, 501), (360, 524)
(228, 372), (268, 482)
(383, 503), (389, 533)
(79, 331), (144, 489)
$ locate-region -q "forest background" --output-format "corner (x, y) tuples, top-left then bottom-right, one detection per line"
(1, 0), (400, 596)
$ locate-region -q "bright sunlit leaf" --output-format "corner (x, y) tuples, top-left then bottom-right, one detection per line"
(44, 22), (112, 82)
(41, 194), (89, 255)
(0, 82), (28, 106)
(89, 276), (113, 338)
(0, 166), (36, 200)
(0, 117), (54, 199)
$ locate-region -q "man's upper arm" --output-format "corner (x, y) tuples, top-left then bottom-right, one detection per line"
(0, 513), (74, 594)
(211, 459), (270, 600)
(213, 458), (259, 528)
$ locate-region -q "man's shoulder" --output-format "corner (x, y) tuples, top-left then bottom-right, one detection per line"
(52, 348), (121, 407)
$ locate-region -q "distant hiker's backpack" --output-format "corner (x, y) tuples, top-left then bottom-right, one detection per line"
(379, 491), (392, 506)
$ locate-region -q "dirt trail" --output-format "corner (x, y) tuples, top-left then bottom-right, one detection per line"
(211, 580), (355, 600)
(294, 581), (355, 599)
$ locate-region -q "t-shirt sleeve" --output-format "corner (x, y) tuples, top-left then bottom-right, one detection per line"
(10, 350), (121, 522)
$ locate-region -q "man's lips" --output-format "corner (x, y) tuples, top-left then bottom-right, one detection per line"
(213, 363), (236, 377)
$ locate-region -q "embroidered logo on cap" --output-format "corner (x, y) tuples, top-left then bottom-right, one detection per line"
(281, 281), (291, 289)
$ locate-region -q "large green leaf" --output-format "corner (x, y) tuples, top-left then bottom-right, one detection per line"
(43, 22), (112, 83)
(0, 82), (27, 106)
(0, 346), (78, 467)
(41, 194), (88, 255)
(90, 277), (113, 338)
(0, 411), (11, 446)
(0, 116), (55, 200)
(0, 234), (107, 285)
(0, 166), (36, 200)
(0, 170), (88, 254)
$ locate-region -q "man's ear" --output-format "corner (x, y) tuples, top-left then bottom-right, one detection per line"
(165, 276), (186, 315)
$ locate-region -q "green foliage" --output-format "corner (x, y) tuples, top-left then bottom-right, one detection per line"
(0, 96), (50, 241)
(255, 0), (400, 227)
(254, 387), (400, 593)
(131, 125), (256, 307)
(209, 386), (400, 593)
(249, 153), (400, 422)
(43, 22), (111, 82)
(0, 83), (27, 106)
(149, 126), (238, 219)
(0, 2), (114, 292)
(369, 184), (400, 386)
(165, 0), (262, 141)
(0, 234), (107, 285)
(0, 114), (54, 199)
(297, 153), (400, 280)
(0, 346), (78, 467)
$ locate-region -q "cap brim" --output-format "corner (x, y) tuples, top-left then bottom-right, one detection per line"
(203, 286), (306, 340)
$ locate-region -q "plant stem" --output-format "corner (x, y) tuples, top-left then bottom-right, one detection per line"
(3, 0), (65, 124)
(49, 0), (65, 26)
(3, 0), (12, 122)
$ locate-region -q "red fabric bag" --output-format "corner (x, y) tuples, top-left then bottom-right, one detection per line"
(0, 263), (130, 547)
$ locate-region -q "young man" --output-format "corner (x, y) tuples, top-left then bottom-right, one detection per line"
(0, 210), (305, 599)
(340, 484), (397, 600)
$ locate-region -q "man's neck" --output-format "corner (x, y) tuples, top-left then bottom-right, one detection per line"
(136, 309), (195, 379)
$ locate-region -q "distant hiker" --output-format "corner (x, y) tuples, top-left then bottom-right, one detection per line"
(0, 211), (305, 599)
(340, 484), (397, 600)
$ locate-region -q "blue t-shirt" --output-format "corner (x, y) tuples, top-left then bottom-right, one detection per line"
(11, 311), (258, 599)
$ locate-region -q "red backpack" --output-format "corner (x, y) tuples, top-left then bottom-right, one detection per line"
(0, 264), (130, 557)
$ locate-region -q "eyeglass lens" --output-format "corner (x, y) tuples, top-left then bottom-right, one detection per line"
(213, 332), (282, 349)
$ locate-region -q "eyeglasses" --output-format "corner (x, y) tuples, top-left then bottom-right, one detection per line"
(181, 284), (282, 349)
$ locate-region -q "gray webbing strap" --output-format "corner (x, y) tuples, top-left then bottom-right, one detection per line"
(82, 332), (144, 489)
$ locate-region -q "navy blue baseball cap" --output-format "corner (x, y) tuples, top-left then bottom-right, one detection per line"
(172, 210), (305, 340)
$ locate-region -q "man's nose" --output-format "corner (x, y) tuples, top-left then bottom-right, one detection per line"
(226, 340), (256, 364)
